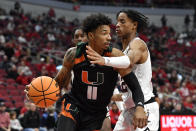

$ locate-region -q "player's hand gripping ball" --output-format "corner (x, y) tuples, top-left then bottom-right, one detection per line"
(26, 76), (60, 108)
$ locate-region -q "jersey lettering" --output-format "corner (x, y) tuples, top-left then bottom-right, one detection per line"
(81, 70), (104, 100)
(82, 70), (104, 85)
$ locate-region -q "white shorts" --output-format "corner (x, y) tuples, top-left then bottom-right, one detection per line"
(114, 102), (159, 131)
(114, 108), (135, 131)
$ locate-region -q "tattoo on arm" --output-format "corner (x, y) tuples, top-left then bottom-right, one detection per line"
(54, 47), (76, 90)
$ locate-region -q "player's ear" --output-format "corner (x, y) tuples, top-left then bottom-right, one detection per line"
(133, 21), (138, 30)
(88, 32), (94, 41)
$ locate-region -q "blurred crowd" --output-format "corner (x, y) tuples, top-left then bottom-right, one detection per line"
(0, 2), (195, 131)
(60, 0), (193, 8)
(0, 101), (58, 131)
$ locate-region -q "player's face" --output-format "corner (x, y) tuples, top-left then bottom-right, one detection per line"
(73, 29), (88, 45)
(116, 12), (137, 38)
(93, 25), (111, 50)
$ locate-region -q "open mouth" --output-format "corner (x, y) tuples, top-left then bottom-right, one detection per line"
(116, 29), (121, 34)
(105, 43), (110, 47)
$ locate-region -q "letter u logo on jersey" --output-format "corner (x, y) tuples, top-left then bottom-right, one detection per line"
(81, 70), (104, 85)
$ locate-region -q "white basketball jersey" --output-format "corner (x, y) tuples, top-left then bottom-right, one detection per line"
(119, 37), (154, 110)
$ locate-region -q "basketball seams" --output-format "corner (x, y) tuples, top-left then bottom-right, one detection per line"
(29, 89), (60, 97)
(28, 76), (60, 108)
(30, 83), (44, 92)
(41, 77), (47, 107)
(36, 98), (57, 107)
(43, 78), (54, 92)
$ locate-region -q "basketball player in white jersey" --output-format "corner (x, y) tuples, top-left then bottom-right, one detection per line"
(86, 9), (159, 131)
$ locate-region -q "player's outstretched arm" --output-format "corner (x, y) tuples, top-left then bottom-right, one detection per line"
(54, 47), (76, 90)
(86, 45), (130, 68)
(118, 69), (147, 129)
(86, 39), (147, 68)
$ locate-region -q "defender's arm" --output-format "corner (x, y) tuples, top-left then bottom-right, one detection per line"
(86, 39), (147, 68)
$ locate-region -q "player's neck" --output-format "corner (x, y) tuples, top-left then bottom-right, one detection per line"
(121, 33), (136, 51)
(89, 43), (104, 55)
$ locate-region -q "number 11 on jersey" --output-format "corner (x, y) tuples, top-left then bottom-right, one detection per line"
(87, 86), (97, 100)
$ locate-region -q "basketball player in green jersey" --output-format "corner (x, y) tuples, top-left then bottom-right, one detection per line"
(26, 13), (147, 131)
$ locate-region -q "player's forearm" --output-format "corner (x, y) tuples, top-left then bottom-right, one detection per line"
(54, 69), (71, 90)
(103, 55), (130, 68)
(122, 72), (144, 107)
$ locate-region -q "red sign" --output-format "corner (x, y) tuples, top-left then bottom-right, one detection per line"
(161, 115), (196, 131)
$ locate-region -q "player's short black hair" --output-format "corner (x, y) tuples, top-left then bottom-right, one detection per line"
(82, 13), (112, 35)
(72, 27), (83, 39)
(117, 9), (149, 33)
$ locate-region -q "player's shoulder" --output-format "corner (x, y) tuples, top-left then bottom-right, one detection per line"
(65, 47), (77, 56)
(63, 47), (77, 64)
(132, 37), (146, 47)
(130, 37), (147, 51)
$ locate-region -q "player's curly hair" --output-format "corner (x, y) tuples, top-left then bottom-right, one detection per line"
(117, 9), (149, 33)
(82, 13), (112, 35)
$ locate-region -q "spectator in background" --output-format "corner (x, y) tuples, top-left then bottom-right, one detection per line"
(109, 102), (120, 129)
(40, 106), (57, 131)
(176, 82), (190, 98)
(0, 32), (5, 44)
(14, 1), (21, 12)
(16, 60), (32, 85)
(72, 27), (88, 46)
(19, 100), (31, 117)
(48, 8), (56, 18)
(161, 14), (167, 27)
(40, 66), (49, 76)
(172, 103), (183, 114)
(10, 111), (23, 131)
(7, 64), (18, 79)
(169, 70), (178, 85)
(18, 101), (31, 126)
(22, 103), (40, 131)
(4, 43), (15, 60)
(36, 57), (46, 73)
(17, 60), (32, 76)
(183, 96), (193, 110)
(0, 55), (11, 72)
(0, 102), (10, 131)
(184, 14), (191, 31)
(45, 59), (57, 77)
(160, 97), (173, 114)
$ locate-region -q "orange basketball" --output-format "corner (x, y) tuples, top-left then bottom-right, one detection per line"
(27, 76), (60, 108)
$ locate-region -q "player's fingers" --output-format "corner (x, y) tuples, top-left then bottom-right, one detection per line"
(86, 50), (100, 59)
(144, 116), (148, 127)
(86, 50), (95, 56)
(90, 61), (98, 64)
(133, 117), (139, 129)
(24, 88), (28, 93)
(143, 118), (147, 128)
(138, 118), (145, 128)
(25, 85), (30, 91)
(24, 90), (29, 100)
(87, 55), (97, 61)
